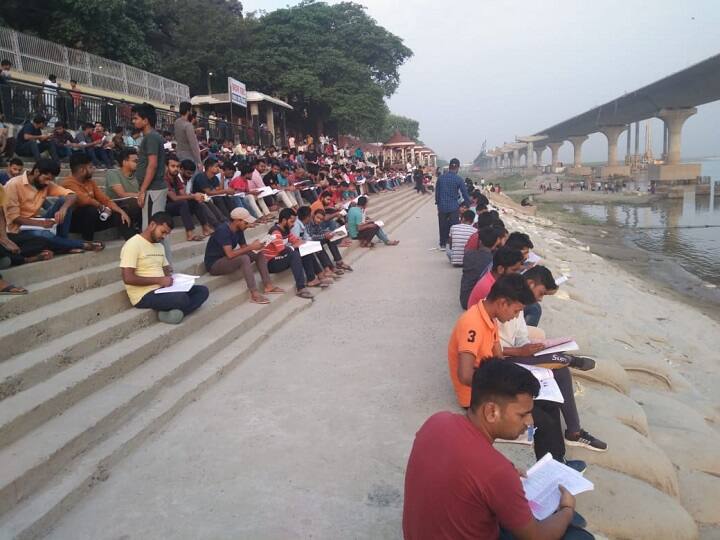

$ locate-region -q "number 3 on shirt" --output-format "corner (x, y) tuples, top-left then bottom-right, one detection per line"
(467, 330), (476, 343)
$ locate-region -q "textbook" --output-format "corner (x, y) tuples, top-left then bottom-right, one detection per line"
(155, 273), (199, 294)
(298, 240), (323, 257)
(522, 453), (594, 520)
(526, 251), (542, 264)
(255, 186), (279, 198)
(329, 225), (348, 241)
(516, 364), (564, 403)
(533, 339), (579, 356)
(19, 218), (57, 235)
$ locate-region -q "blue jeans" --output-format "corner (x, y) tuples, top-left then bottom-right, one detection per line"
(25, 198), (85, 251)
(524, 302), (542, 326)
(376, 227), (390, 244)
(75, 147), (113, 168)
(267, 248), (306, 290)
(16, 139), (60, 161)
(136, 285), (209, 315)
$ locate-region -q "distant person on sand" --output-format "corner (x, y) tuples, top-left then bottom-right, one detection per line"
(404, 359), (594, 539)
(435, 158), (470, 249)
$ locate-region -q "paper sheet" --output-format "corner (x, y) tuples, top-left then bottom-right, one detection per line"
(554, 274), (570, 286)
(522, 453), (594, 520)
(534, 340), (579, 356)
(298, 240), (323, 257)
(526, 251), (542, 264)
(154, 273), (199, 294)
(516, 364), (564, 403)
(329, 225), (348, 240)
(19, 218), (57, 235)
(374, 220), (384, 227)
(255, 186), (279, 198)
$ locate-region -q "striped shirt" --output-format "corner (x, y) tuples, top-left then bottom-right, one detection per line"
(448, 223), (477, 266)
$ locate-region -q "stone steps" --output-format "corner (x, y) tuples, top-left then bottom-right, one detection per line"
(0, 188), (431, 539)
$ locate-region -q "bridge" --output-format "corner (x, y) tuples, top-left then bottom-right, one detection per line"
(480, 52), (720, 183)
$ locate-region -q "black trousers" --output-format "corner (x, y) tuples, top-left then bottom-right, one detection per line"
(532, 399), (566, 462)
(136, 285), (209, 315)
(70, 205), (138, 241)
(209, 195), (235, 220)
(437, 210), (459, 247)
(166, 199), (200, 232)
(1, 232), (51, 265)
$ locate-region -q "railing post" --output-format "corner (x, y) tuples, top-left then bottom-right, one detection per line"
(121, 64), (129, 95)
(84, 52), (93, 86)
(10, 29), (23, 71)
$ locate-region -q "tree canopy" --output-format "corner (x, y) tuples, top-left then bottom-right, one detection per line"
(0, 0), (421, 138)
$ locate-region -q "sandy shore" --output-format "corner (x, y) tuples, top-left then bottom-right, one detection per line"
(491, 199), (720, 539)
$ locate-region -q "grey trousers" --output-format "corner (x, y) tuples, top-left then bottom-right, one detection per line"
(208, 251), (271, 292)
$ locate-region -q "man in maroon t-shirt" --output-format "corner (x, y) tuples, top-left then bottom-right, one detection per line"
(403, 359), (590, 540)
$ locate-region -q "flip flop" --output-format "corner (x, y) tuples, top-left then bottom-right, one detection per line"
(265, 286), (285, 294)
(84, 241), (105, 252)
(296, 289), (314, 299)
(0, 284), (28, 295)
(188, 235), (204, 242)
(338, 263), (353, 272)
(250, 294), (270, 305)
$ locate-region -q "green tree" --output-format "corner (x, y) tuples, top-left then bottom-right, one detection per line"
(379, 113), (420, 142)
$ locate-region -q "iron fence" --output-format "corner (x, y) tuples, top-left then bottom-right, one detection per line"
(0, 26), (189, 106)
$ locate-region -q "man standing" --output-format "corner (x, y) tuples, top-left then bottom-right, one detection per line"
(133, 103), (167, 229)
(435, 157), (470, 249)
(403, 359), (593, 540)
(120, 212), (209, 324)
(204, 207), (284, 304)
(174, 101), (202, 168)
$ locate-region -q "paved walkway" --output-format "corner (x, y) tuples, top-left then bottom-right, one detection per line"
(48, 201), (465, 540)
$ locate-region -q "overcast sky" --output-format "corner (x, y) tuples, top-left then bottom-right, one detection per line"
(242, 0), (720, 163)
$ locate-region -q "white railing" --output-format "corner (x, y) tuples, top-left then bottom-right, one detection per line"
(0, 26), (189, 106)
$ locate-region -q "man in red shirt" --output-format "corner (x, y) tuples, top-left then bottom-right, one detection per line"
(404, 359), (592, 540)
(467, 247), (525, 308)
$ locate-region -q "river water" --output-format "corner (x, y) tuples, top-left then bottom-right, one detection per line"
(557, 159), (720, 288)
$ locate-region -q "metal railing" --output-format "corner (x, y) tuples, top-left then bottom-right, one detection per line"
(0, 79), (258, 145)
(0, 26), (189, 106)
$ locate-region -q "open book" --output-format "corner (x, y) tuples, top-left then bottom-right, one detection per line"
(298, 240), (323, 257)
(19, 218), (57, 235)
(516, 364), (564, 403)
(255, 186), (279, 198)
(526, 251), (542, 264)
(328, 225), (348, 241)
(522, 453), (594, 520)
(154, 273), (199, 294)
(374, 220), (384, 228)
(532, 337), (579, 356)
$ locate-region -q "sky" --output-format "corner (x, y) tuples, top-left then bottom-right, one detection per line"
(242, 0), (720, 163)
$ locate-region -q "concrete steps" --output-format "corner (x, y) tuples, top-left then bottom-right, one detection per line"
(0, 187), (432, 539)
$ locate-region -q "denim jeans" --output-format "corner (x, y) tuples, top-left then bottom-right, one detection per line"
(376, 227), (390, 244)
(524, 302), (542, 326)
(135, 285), (209, 315)
(16, 139), (60, 161)
(25, 197), (85, 251)
(267, 248), (306, 290)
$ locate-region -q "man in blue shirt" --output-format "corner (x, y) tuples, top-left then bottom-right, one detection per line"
(435, 157), (470, 249)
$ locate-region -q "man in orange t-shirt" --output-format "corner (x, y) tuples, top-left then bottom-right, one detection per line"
(448, 274), (536, 408)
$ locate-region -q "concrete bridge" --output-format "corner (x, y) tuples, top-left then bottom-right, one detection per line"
(480, 52), (720, 183)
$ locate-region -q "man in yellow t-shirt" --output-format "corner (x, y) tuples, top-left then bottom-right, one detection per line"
(120, 211), (208, 324)
(448, 274), (536, 408)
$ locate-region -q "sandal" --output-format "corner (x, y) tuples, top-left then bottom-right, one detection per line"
(188, 234), (204, 242)
(0, 284), (28, 295)
(84, 241), (105, 252)
(250, 293), (270, 305)
(385, 240), (399, 246)
(296, 289), (314, 299)
(264, 286), (285, 294)
(337, 262), (353, 272)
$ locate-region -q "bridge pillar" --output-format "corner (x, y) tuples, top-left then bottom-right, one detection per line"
(534, 146), (545, 167)
(600, 125), (626, 166)
(567, 135), (588, 167)
(658, 107), (696, 164)
(526, 141), (534, 168)
(512, 149), (519, 169)
(548, 142), (563, 169)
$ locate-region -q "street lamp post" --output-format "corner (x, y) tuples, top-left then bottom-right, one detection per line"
(207, 71), (214, 96)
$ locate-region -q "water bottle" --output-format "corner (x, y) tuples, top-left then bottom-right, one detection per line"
(526, 425), (536, 443)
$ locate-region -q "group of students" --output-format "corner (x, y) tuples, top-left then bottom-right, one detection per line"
(403, 170), (608, 539)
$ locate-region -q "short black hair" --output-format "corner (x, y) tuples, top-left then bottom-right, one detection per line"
(461, 210), (476, 223)
(69, 152), (91, 172)
(149, 211), (174, 228)
(204, 157), (218, 169)
(0, 59), (11, 67)
(118, 147), (138, 166)
(8, 157), (23, 168)
(255, 158), (267, 166)
(357, 196), (368, 207)
(70, 79), (77, 84)
(297, 206), (312, 220)
(32, 115), (47, 125)
(279, 208), (296, 222)
(180, 159), (196, 172)
(167, 154), (180, 164)
(486, 273), (536, 305)
(32, 158), (60, 176)
(477, 226), (501, 248)
(524, 265), (558, 291)
(221, 161), (236, 172)
(506, 232), (534, 251)
(476, 212), (495, 229)
(54, 121), (65, 129)
(320, 190), (331, 198)
(469, 358), (540, 412)
(132, 102), (157, 127)
(82, 122), (94, 130)
(241, 165), (254, 176)
(179, 101), (192, 115)
(492, 247), (524, 271)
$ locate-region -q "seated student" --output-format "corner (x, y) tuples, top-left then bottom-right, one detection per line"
(459, 226), (502, 309)
(105, 147), (145, 223)
(346, 196), (399, 247)
(15, 115), (60, 162)
(229, 165), (272, 221)
(404, 360), (594, 540)
(499, 266), (607, 452)
(222, 162), (262, 220)
(466, 247), (525, 309)
(290, 206), (334, 286)
(506, 231), (534, 262)
(63, 153), (136, 241)
(0, 157), (23, 186)
(0, 184), (52, 268)
(310, 190), (343, 223)
(448, 275), (584, 469)
(74, 122), (114, 169)
(179, 159), (226, 227)
(262, 208), (314, 299)
(447, 210), (476, 267)
(164, 155), (211, 241)
(465, 211), (503, 250)
(3, 158), (102, 252)
(204, 207), (284, 304)
(278, 164), (304, 207)
(120, 211), (209, 324)
(264, 162), (297, 209)
(249, 158), (278, 211)
(305, 208), (354, 274)
(190, 157), (235, 219)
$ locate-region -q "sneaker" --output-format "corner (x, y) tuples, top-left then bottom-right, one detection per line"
(158, 309), (184, 324)
(562, 459), (587, 474)
(565, 429), (608, 452)
(568, 355), (596, 371)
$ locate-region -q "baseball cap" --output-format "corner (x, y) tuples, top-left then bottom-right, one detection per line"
(449, 158), (460, 168)
(230, 207), (256, 223)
